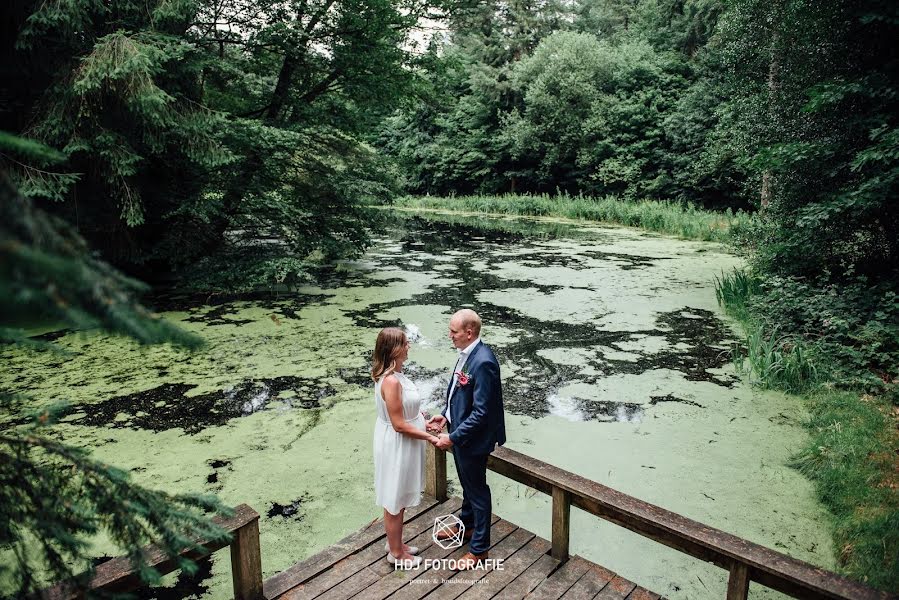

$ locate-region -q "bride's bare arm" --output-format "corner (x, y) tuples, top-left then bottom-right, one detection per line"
(381, 376), (439, 443)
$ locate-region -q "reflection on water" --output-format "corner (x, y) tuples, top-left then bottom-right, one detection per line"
(548, 393), (644, 423)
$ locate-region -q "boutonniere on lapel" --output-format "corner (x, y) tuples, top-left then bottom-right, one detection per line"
(455, 365), (471, 387)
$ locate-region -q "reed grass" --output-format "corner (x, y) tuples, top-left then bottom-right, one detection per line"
(716, 268), (898, 589)
(392, 193), (752, 243)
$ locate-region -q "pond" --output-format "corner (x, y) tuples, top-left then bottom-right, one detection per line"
(0, 211), (833, 599)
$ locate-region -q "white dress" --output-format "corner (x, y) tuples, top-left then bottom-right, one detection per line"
(373, 372), (426, 515)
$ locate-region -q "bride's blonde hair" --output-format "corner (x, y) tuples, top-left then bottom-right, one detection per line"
(371, 327), (407, 381)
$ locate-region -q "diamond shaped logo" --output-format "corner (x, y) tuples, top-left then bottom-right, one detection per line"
(432, 514), (465, 549)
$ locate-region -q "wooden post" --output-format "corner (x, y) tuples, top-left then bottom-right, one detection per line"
(726, 562), (750, 600)
(425, 442), (448, 501)
(230, 517), (263, 600)
(551, 485), (571, 562)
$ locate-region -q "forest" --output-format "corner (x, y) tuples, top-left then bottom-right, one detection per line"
(1, 0), (896, 594)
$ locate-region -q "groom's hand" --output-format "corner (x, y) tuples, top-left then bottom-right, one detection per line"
(426, 415), (447, 433)
(435, 433), (453, 450)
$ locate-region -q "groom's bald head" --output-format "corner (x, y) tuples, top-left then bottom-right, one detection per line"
(449, 309), (481, 349)
(453, 309), (481, 334)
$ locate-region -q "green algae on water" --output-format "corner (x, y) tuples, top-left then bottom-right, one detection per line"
(0, 212), (832, 599)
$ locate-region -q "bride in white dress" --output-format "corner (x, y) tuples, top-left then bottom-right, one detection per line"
(372, 327), (439, 568)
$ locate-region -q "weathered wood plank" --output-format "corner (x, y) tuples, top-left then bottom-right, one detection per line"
(456, 535), (552, 600)
(388, 516), (510, 600)
(232, 518), (264, 600)
(487, 447), (891, 600)
(624, 587), (661, 600)
(559, 564), (615, 600)
(40, 504), (259, 600)
(551, 486), (571, 563)
(326, 511), (502, 600)
(309, 566), (381, 600)
(593, 576), (636, 600)
(263, 497), (443, 599)
(277, 498), (461, 600)
(726, 562), (749, 600)
(424, 525), (534, 600)
(492, 554), (560, 600)
(524, 556), (592, 600)
(426, 444), (448, 501)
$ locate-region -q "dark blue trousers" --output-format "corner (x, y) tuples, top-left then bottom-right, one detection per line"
(451, 450), (491, 555)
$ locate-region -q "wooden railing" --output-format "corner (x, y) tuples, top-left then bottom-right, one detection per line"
(39, 504), (263, 600)
(426, 444), (892, 600)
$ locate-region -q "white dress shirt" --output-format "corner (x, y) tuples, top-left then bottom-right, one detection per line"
(447, 337), (481, 423)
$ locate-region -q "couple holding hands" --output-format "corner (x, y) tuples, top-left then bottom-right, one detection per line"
(372, 309), (506, 570)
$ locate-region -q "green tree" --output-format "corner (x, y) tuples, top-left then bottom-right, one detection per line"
(2, 0), (428, 288)
(0, 133), (228, 596)
(504, 32), (689, 197)
(714, 0), (898, 281)
(379, 0), (566, 194)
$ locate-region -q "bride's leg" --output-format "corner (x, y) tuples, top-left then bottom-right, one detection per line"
(385, 508), (404, 556)
(385, 508), (417, 558)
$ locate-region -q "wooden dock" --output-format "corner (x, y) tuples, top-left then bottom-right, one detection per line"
(42, 445), (895, 600)
(262, 496), (660, 600)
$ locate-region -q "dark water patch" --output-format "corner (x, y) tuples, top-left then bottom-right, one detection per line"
(649, 394), (705, 408)
(517, 249), (671, 272)
(207, 459), (231, 486)
(582, 250), (673, 271)
(68, 377), (335, 434)
(268, 495), (309, 520)
(311, 269), (407, 291)
(584, 400), (644, 422)
(624, 310), (738, 387)
(397, 216), (528, 252)
(183, 303), (255, 326)
(145, 290), (332, 319)
(131, 556), (214, 600)
(28, 329), (72, 342)
(337, 367), (378, 389)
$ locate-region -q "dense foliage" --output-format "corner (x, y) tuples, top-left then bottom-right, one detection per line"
(0, 134), (230, 596)
(1, 0), (436, 286)
(2, 0), (896, 592)
(0, 0), (443, 593)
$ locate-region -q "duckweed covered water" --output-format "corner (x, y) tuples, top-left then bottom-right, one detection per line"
(0, 212), (833, 599)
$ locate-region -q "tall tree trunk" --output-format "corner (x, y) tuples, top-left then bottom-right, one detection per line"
(761, 14), (780, 210)
(210, 0), (340, 251)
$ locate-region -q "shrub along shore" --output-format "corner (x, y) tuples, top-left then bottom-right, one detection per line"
(715, 270), (897, 589)
(394, 194), (897, 590)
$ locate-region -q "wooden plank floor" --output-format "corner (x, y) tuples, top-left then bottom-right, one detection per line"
(263, 497), (663, 600)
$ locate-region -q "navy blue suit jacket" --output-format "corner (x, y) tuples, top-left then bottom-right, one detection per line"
(443, 342), (506, 456)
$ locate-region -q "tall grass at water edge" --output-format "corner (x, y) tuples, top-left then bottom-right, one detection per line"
(715, 268), (898, 590)
(717, 268), (817, 393)
(393, 193), (751, 243)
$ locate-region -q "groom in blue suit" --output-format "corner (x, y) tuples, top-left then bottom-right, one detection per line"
(427, 309), (506, 569)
